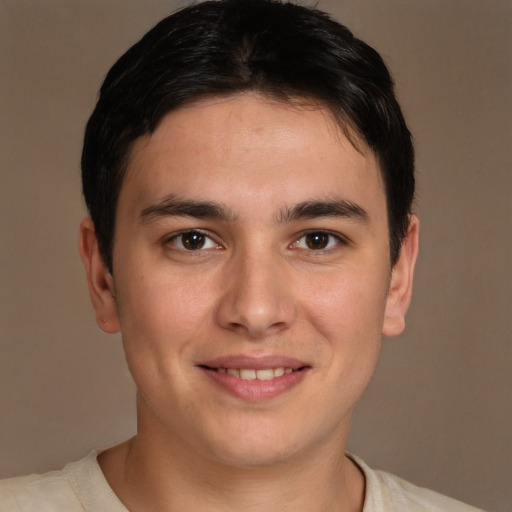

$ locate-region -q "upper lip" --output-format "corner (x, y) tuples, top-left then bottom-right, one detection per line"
(198, 355), (309, 370)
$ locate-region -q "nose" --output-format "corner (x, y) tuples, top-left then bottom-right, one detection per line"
(215, 250), (297, 339)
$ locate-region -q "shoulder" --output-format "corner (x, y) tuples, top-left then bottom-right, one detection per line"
(0, 452), (126, 512)
(0, 461), (87, 512)
(348, 454), (485, 512)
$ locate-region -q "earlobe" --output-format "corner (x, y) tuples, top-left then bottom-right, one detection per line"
(382, 215), (420, 337)
(78, 218), (121, 334)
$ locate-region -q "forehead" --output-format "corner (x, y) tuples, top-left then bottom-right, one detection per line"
(120, 93), (386, 217)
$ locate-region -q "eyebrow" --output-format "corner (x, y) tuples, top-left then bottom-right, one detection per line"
(140, 195), (237, 223)
(279, 199), (369, 223)
(140, 195), (368, 225)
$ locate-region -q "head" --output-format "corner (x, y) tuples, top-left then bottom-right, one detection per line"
(79, 0), (419, 469)
(82, 0), (414, 274)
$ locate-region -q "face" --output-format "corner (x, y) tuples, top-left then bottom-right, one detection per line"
(81, 93), (418, 468)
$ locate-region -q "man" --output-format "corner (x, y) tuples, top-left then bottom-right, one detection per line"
(0, 1), (483, 510)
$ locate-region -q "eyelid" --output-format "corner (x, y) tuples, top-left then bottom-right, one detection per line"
(165, 228), (223, 251)
(163, 228), (349, 252)
(291, 229), (350, 251)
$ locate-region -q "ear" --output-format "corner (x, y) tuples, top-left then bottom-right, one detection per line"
(78, 218), (120, 334)
(382, 215), (420, 337)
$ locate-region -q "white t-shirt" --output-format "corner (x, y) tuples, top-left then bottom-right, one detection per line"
(0, 451), (484, 511)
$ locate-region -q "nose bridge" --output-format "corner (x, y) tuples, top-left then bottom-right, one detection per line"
(216, 242), (296, 338)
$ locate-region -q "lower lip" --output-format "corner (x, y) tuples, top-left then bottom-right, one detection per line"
(200, 367), (309, 401)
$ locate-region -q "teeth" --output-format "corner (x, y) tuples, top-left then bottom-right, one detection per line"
(218, 367), (294, 380)
(240, 369), (256, 380)
(255, 369), (274, 381)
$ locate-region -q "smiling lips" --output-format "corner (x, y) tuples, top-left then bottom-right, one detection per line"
(216, 367), (294, 380)
(199, 356), (310, 401)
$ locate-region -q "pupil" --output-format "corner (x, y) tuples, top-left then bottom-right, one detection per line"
(306, 232), (328, 249)
(183, 232), (205, 250)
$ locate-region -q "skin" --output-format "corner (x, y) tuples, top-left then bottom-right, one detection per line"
(79, 93), (419, 512)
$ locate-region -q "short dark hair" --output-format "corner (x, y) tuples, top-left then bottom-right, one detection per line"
(82, 0), (415, 272)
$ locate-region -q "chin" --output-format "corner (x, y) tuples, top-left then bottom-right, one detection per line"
(208, 442), (299, 469)
(196, 419), (321, 469)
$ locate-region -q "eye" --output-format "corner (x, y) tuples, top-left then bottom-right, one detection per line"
(168, 230), (220, 251)
(293, 231), (343, 251)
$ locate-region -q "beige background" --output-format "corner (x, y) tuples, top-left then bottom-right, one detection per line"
(1, 1), (510, 510)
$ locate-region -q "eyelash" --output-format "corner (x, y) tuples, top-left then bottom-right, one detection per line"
(292, 230), (347, 252)
(166, 229), (221, 252)
(166, 229), (348, 254)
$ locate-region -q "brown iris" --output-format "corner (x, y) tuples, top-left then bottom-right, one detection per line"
(305, 232), (330, 250)
(181, 231), (206, 250)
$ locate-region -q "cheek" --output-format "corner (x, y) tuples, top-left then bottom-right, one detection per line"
(114, 269), (216, 408)
(300, 267), (387, 398)
(302, 269), (388, 341)
(115, 267), (216, 358)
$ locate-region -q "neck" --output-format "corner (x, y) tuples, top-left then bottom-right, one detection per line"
(99, 436), (364, 512)
(98, 400), (365, 512)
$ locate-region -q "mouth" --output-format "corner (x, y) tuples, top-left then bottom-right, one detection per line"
(197, 356), (310, 401)
(200, 366), (302, 380)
